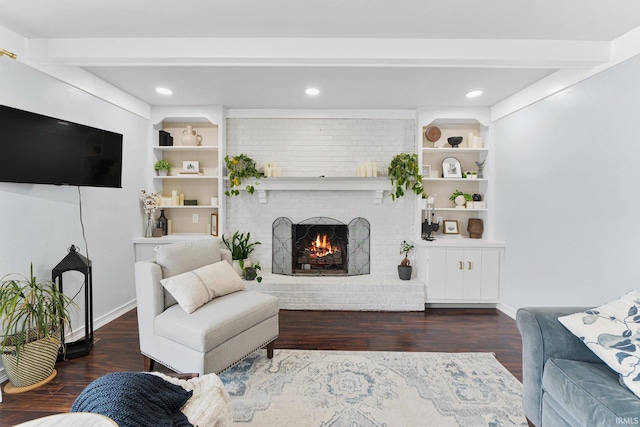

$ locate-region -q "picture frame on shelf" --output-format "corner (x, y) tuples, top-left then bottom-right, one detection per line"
(442, 157), (462, 178)
(210, 213), (218, 236)
(422, 165), (431, 178)
(182, 161), (200, 174)
(443, 220), (459, 235)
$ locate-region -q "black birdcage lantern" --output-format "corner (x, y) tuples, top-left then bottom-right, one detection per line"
(52, 245), (93, 359)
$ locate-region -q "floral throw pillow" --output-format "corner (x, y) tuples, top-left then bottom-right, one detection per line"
(558, 290), (640, 398)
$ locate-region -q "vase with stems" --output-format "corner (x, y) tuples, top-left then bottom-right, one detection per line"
(141, 190), (160, 238)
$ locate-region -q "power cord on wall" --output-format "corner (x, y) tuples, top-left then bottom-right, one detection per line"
(65, 186), (91, 303)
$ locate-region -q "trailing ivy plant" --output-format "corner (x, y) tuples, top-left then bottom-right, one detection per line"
(224, 154), (265, 196)
(388, 153), (424, 200)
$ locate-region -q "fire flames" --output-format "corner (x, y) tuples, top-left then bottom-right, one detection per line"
(308, 233), (340, 259)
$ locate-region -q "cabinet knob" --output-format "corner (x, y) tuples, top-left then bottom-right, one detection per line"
(468, 261), (472, 270)
(459, 261), (463, 270)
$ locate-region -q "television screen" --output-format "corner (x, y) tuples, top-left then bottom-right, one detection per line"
(0, 104), (123, 188)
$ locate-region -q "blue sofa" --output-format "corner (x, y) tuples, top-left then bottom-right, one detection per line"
(517, 307), (640, 427)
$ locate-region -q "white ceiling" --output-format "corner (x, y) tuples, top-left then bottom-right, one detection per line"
(2, 0), (640, 109)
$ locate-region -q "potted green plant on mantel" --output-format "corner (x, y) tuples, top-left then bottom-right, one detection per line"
(388, 153), (425, 200)
(222, 231), (262, 277)
(154, 159), (171, 176)
(398, 240), (415, 280)
(0, 264), (76, 393)
(224, 154), (265, 196)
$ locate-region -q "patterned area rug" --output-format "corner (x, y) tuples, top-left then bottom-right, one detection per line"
(219, 350), (527, 427)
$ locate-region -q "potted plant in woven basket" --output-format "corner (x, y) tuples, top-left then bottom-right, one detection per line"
(0, 263), (76, 393)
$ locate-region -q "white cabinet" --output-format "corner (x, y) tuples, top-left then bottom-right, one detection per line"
(417, 245), (501, 303)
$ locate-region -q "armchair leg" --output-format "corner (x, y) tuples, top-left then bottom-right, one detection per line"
(143, 355), (155, 372)
(266, 341), (275, 359)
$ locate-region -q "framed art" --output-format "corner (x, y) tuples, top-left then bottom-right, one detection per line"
(182, 161), (199, 173)
(422, 164), (431, 178)
(210, 213), (218, 236)
(442, 157), (462, 178)
(443, 220), (459, 235)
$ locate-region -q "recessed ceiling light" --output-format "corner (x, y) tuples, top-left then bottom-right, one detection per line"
(465, 90), (483, 98)
(305, 87), (320, 96)
(156, 87), (173, 95)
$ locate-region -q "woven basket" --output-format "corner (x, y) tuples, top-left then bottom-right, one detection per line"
(1, 334), (60, 388)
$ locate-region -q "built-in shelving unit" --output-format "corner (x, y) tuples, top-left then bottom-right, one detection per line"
(134, 108), (226, 253)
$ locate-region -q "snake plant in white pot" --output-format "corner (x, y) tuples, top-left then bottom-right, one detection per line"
(0, 264), (76, 393)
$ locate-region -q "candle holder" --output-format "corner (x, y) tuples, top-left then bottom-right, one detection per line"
(422, 196), (439, 241)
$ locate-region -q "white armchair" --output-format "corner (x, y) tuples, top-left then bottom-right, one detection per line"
(134, 238), (279, 375)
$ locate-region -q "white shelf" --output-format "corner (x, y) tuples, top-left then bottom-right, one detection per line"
(423, 147), (488, 153)
(426, 208), (488, 212)
(423, 178), (487, 182)
(231, 176), (391, 204)
(154, 175), (219, 179)
(157, 205), (219, 209)
(153, 146), (218, 151)
(133, 234), (216, 244)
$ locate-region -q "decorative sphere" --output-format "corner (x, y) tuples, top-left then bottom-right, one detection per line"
(447, 136), (463, 147)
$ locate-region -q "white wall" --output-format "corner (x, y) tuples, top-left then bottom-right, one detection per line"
(494, 55), (640, 309)
(0, 58), (148, 374)
(225, 117), (417, 273)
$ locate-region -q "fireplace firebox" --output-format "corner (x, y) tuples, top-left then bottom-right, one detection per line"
(272, 216), (370, 276)
(293, 223), (348, 275)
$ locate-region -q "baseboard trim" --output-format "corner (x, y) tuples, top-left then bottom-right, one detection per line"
(496, 302), (517, 319)
(0, 299), (137, 388)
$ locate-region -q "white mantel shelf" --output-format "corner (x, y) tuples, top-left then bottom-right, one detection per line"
(246, 177), (391, 204)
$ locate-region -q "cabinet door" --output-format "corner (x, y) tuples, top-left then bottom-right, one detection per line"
(462, 250), (482, 299)
(426, 249), (447, 300)
(480, 249), (500, 300)
(445, 250), (465, 299)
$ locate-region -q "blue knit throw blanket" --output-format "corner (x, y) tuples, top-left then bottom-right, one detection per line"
(71, 372), (193, 427)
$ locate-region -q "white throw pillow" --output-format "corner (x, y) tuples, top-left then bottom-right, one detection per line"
(160, 261), (245, 314)
(558, 290), (640, 398)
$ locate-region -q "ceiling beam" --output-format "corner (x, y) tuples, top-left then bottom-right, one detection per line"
(26, 37), (610, 69)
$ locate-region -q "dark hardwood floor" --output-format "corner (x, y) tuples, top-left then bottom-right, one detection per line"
(0, 308), (523, 426)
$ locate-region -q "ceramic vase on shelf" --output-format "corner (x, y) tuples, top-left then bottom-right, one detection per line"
(156, 210), (168, 236)
(181, 125), (202, 146)
(467, 218), (484, 239)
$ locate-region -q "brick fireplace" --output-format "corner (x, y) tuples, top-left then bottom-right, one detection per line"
(225, 115), (425, 310)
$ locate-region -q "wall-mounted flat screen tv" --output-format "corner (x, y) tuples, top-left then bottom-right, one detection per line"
(0, 104), (123, 188)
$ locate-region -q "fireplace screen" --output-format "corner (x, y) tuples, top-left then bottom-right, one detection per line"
(272, 216), (370, 276)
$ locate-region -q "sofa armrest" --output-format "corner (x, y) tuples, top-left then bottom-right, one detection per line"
(135, 260), (165, 353)
(516, 307), (603, 426)
(220, 248), (232, 266)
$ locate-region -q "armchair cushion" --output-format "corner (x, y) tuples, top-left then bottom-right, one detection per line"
(155, 238), (222, 308)
(160, 261), (245, 314)
(558, 290), (640, 398)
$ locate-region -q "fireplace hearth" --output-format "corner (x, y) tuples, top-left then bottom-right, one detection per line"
(272, 217), (370, 276)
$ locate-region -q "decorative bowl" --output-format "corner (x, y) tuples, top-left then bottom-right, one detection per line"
(447, 136), (463, 147)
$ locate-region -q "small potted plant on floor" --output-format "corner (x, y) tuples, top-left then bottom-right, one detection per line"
(154, 160), (171, 176)
(388, 153), (424, 201)
(222, 231), (262, 277)
(0, 263), (76, 392)
(398, 240), (415, 280)
(224, 154), (265, 196)
(243, 262), (262, 283)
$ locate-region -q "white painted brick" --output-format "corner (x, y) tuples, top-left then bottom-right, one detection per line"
(229, 117), (422, 311)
